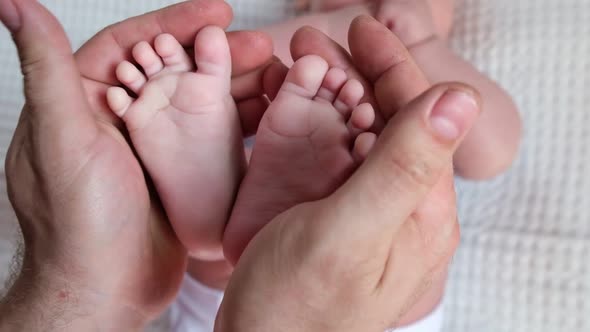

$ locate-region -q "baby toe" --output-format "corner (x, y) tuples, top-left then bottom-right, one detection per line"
(280, 55), (330, 99)
(334, 79), (364, 117)
(133, 41), (164, 77)
(353, 132), (377, 163)
(349, 103), (376, 132)
(194, 26), (232, 79)
(315, 67), (347, 103)
(116, 61), (147, 94)
(107, 87), (134, 118)
(155, 33), (193, 71)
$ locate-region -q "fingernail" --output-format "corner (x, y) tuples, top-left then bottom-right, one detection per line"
(0, 0), (21, 31)
(429, 89), (479, 141)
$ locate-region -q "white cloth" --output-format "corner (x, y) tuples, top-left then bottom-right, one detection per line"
(447, 0), (590, 331)
(0, 1), (589, 332)
(169, 275), (225, 332)
(170, 274), (443, 332)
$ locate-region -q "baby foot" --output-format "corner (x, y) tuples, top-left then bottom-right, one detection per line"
(107, 28), (245, 260)
(224, 55), (377, 263)
(375, 0), (437, 47)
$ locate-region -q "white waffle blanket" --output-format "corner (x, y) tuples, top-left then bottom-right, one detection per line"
(0, 1), (588, 331)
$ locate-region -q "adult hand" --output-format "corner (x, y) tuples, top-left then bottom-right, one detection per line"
(291, 15), (460, 324)
(216, 17), (480, 332)
(0, 0), (272, 330)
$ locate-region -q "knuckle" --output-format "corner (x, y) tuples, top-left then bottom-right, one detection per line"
(304, 238), (381, 292)
(20, 56), (46, 78)
(387, 150), (437, 190)
(413, 212), (460, 271)
(436, 218), (460, 263)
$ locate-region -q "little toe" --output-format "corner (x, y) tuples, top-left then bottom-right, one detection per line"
(280, 55), (329, 99)
(155, 33), (193, 71)
(107, 87), (134, 118)
(315, 67), (348, 103)
(116, 61), (147, 94)
(353, 132), (378, 163)
(348, 103), (376, 135)
(334, 79), (364, 117)
(194, 26), (232, 79)
(133, 41), (164, 77)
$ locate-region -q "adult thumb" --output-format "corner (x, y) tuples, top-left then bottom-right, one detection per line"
(0, 0), (94, 132)
(326, 83), (481, 245)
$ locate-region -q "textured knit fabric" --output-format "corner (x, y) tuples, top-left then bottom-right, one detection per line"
(0, 1), (588, 332)
(448, 1), (590, 331)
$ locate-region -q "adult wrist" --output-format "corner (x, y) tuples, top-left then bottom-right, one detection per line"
(0, 247), (148, 331)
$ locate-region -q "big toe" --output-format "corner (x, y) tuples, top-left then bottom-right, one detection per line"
(194, 26), (232, 79)
(155, 33), (193, 71)
(264, 55), (331, 137)
(281, 55), (330, 99)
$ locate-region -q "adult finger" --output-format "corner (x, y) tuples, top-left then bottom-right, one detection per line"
(231, 56), (287, 99)
(228, 30), (274, 77)
(325, 84), (480, 251)
(348, 15), (430, 120)
(236, 97), (268, 137)
(0, 0), (96, 140)
(232, 58), (287, 134)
